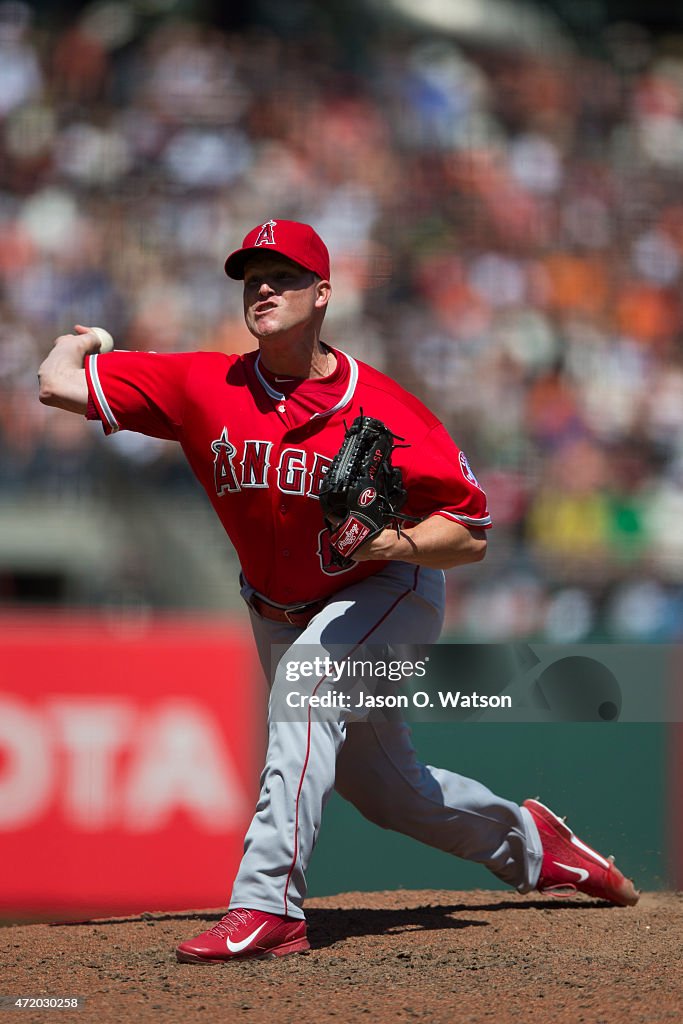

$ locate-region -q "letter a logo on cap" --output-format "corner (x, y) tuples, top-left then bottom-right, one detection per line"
(254, 220), (277, 246)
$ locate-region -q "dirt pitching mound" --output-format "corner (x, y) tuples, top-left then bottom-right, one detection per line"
(3, 890), (682, 1024)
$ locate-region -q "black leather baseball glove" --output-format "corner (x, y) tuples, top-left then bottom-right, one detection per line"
(319, 414), (414, 566)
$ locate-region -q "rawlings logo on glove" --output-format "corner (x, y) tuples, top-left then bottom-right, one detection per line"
(319, 414), (415, 567)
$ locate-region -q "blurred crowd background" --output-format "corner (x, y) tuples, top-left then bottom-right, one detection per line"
(2, 0), (683, 640)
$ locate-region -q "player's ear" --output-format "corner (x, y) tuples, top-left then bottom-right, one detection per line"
(314, 279), (331, 310)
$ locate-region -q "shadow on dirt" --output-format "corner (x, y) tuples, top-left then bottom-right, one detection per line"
(48, 895), (616, 949)
(305, 898), (615, 948)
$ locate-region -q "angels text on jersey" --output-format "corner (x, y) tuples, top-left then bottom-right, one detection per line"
(211, 427), (333, 499)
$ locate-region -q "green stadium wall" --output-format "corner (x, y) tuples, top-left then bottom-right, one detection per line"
(308, 724), (667, 896)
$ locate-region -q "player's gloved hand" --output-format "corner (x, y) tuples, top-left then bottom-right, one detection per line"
(319, 414), (414, 567)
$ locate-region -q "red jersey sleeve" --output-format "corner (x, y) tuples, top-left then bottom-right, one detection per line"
(84, 351), (195, 439)
(402, 423), (492, 529)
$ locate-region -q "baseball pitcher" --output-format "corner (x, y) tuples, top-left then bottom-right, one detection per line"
(38, 219), (638, 963)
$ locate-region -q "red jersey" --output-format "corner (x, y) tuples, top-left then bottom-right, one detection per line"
(85, 347), (491, 604)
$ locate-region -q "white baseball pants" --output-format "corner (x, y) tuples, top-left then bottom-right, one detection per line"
(229, 562), (542, 918)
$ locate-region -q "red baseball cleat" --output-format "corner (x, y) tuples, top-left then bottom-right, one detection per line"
(523, 798), (640, 907)
(176, 908), (310, 963)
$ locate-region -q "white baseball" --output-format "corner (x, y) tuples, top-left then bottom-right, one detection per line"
(91, 326), (114, 353)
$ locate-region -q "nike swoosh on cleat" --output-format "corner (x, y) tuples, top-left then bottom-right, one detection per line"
(553, 861), (589, 883)
(226, 922), (268, 953)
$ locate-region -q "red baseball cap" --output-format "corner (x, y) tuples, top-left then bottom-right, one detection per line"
(224, 219), (330, 281)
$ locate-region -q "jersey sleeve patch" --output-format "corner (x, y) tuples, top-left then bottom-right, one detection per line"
(459, 451), (482, 490)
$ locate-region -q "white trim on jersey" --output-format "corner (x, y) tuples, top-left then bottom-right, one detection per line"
(437, 509), (493, 528)
(253, 350), (358, 420)
(310, 352), (358, 420)
(254, 354), (285, 401)
(88, 354), (119, 433)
